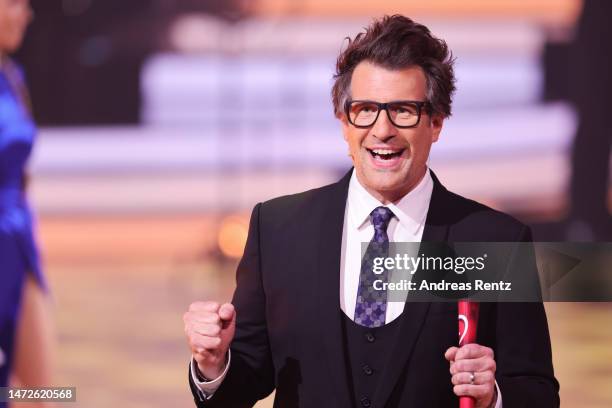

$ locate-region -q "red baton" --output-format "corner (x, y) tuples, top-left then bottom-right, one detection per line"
(458, 300), (480, 408)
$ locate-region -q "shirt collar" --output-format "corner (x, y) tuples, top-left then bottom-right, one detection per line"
(347, 168), (434, 235)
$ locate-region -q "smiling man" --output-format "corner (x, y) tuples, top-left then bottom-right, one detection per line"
(340, 62), (441, 204)
(184, 15), (559, 408)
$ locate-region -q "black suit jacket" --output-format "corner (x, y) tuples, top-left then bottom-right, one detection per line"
(190, 170), (559, 407)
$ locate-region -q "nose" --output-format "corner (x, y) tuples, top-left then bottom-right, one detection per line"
(371, 108), (396, 142)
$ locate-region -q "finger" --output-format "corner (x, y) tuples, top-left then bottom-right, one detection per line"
(187, 329), (223, 350)
(218, 303), (235, 321)
(191, 323), (222, 337)
(189, 301), (220, 313)
(451, 371), (495, 386)
(452, 384), (490, 400)
(450, 356), (495, 375)
(455, 343), (494, 361)
(184, 311), (221, 325)
(445, 346), (458, 362)
(451, 372), (472, 386)
(450, 357), (496, 375)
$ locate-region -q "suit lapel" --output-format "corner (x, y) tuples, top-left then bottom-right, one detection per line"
(372, 170), (451, 407)
(316, 169), (354, 407)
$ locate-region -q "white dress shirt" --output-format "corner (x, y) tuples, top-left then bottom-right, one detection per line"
(340, 168), (433, 323)
(192, 168), (502, 407)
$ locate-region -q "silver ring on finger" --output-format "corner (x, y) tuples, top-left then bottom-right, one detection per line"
(469, 372), (475, 385)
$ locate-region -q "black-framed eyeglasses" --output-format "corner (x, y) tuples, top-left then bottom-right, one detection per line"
(345, 100), (431, 129)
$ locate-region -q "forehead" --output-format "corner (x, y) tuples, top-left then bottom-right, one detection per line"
(350, 61), (427, 101)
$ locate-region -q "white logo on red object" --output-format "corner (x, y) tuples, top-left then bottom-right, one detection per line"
(458, 314), (468, 345)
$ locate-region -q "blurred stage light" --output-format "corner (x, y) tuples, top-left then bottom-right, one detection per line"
(217, 215), (249, 259)
(169, 13), (225, 53)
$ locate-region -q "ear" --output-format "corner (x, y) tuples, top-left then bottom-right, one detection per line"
(430, 114), (444, 143)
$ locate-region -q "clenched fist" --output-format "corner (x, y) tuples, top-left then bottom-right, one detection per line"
(184, 301), (236, 380)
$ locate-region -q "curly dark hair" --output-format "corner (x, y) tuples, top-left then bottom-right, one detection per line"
(332, 15), (456, 118)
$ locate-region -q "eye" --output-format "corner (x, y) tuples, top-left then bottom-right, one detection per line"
(356, 103), (378, 113)
(391, 103), (418, 116)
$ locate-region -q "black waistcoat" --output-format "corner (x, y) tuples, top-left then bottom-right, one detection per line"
(342, 312), (404, 408)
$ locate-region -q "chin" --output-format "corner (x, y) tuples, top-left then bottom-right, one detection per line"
(377, 182), (407, 194)
(367, 176), (407, 194)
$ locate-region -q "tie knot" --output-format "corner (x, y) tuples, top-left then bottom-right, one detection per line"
(370, 206), (394, 231)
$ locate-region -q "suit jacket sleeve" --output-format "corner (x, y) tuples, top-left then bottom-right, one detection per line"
(189, 203), (275, 407)
(485, 226), (560, 407)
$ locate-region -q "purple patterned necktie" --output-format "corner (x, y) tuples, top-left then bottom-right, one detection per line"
(354, 206), (394, 327)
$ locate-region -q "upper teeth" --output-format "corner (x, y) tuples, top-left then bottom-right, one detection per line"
(372, 149), (397, 155)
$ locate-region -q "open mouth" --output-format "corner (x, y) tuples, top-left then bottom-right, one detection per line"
(366, 148), (405, 160)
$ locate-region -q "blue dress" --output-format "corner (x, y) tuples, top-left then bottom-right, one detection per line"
(0, 59), (45, 399)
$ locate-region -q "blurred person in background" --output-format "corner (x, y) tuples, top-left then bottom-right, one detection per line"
(0, 0), (55, 406)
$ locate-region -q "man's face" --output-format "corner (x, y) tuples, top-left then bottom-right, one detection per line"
(340, 61), (444, 203)
(0, 0), (32, 54)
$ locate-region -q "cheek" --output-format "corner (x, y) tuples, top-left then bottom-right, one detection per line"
(346, 131), (367, 152)
(407, 131), (433, 157)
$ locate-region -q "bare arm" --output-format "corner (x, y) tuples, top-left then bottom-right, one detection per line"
(10, 274), (56, 408)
